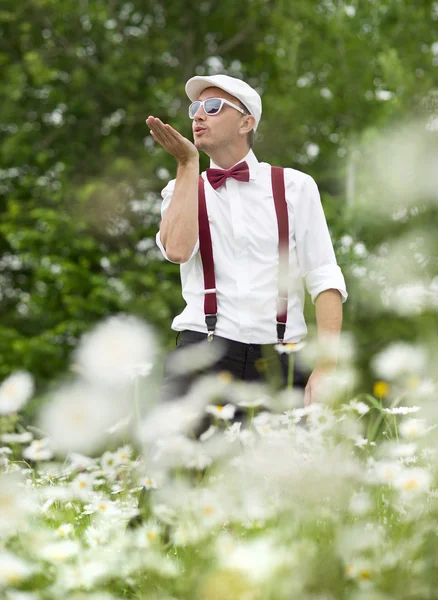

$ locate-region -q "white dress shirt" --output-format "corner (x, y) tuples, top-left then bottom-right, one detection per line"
(156, 149), (348, 344)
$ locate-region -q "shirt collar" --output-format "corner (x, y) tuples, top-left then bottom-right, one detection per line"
(209, 149), (259, 181)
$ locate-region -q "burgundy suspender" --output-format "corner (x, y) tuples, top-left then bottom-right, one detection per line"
(198, 176), (217, 341)
(271, 166), (289, 344)
(197, 167), (289, 343)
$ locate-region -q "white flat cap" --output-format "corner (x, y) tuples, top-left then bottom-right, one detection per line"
(185, 74), (262, 131)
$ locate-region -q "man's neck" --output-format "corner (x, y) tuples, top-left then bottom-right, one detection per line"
(208, 146), (250, 170)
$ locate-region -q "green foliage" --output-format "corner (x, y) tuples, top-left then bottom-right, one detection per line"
(0, 0), (436, 389)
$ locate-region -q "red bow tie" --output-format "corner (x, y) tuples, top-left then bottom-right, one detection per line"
(206, 161), (250, 190)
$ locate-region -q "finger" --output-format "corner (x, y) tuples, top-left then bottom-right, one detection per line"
(153, 123), (188, 153)
(150, 119), (178, 145)
(148, 121), (174, 147)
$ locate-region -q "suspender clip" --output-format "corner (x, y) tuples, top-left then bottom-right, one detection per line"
(205, 314), (217, 342)
(277, 321), (286, 344)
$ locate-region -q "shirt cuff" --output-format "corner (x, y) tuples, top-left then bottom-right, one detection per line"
(305, 264), (348, 304)
(155, 231), (199, 264)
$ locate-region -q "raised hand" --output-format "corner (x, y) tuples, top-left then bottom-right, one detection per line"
(146, 116), (199, 164)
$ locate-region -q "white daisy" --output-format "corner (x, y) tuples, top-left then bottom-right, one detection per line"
(38, 382), (126, 455)
(216, 534), (291, 583)
(224, 422), (241, 443)
(139, 476), (158, 490)
(371, 342), (427, 380)
(56, 523), (74, 537)
(88, 496), (120, 518)
(70, 473), (96, 498)
(274, 341), (307, 354)
(1, 432), (33, 444)
(383, 406), (421, 415)
(57, 560), (110, 591)
(347, 399), (370, 415)
(113, 445), (133, 466)
(84, 524), (110, 547)
(205, 403), (236, 420)
(137, 395), (207, 444)
(0, 372), (34, 415)
(68, 452), (97, 472)
(0, 552), (32, 586)
(393, 467), (431, 494)
(199, 425), (217, 442)
(40, 540), (80, 563)
(239, 429), (256, 447)
(73, 314), (156, 387)
(374, 460), (403, 484)
(349, 491), (372, 516)
(399, 418), (427, 439)
(23, 438), (54, 462)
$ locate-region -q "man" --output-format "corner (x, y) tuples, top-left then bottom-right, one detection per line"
(146, 74), (348, 406)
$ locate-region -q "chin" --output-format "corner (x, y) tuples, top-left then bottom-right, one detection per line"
(195, 140), (211, 152)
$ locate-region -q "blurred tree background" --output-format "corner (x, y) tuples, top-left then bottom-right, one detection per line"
(0, 0), (436, 389)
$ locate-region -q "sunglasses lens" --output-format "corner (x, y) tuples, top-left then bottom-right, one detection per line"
(189, 102), (201, 118)
(204, 98), (222, 114)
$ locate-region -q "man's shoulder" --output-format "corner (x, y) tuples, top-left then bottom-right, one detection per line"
(258, 161), (315, 186)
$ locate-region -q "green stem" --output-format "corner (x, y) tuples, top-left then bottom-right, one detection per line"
(393, 415), (399, 443)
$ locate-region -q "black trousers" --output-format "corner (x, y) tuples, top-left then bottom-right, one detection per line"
(159, 330), (311, 402)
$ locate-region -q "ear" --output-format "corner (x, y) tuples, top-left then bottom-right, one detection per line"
(239, 114), (256, 136)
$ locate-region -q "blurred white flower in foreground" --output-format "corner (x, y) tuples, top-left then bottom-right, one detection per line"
(399, 418), (427, 439)
(382, 280), (435, 316)
(371, 342), (428, 381)
(216, 534), (292, 583)
(137, 386), (214, 445)
(1, 432), (33, 444)
(73, 314), (156, 386)
(0, 552), (33, 586)
(165, 338), (226, 376)
(300, 330), (356, 370)
(0, 473), (37, 537)
(38, 382), (126, 455)
(393, 467), (432, 495)
(311, 368), (357, 404)
(357, 120), (438, 220)
(0, 371), (34, 415)
(40, 540), (81, 563)
(23, 438), (54, 461)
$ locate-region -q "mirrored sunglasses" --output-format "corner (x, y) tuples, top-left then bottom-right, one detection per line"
(188, 97), (247, 119)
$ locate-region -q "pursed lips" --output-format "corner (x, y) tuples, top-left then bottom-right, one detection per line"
(194, 126), (207, 134)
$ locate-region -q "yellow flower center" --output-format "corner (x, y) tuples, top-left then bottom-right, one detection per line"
(373, 380), (389, 398)
(403, 478), (418, 490)
(359, 569), (372, 580)
(218, 371), (233, 383)
(6, 573), (22, 584)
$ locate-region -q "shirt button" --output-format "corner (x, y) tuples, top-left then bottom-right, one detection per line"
(248, 345), (254, 353)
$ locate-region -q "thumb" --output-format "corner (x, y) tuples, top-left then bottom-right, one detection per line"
(304, 384), (311, 406)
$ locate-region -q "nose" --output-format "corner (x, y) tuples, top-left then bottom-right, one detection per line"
(193, 103), (206, 121)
